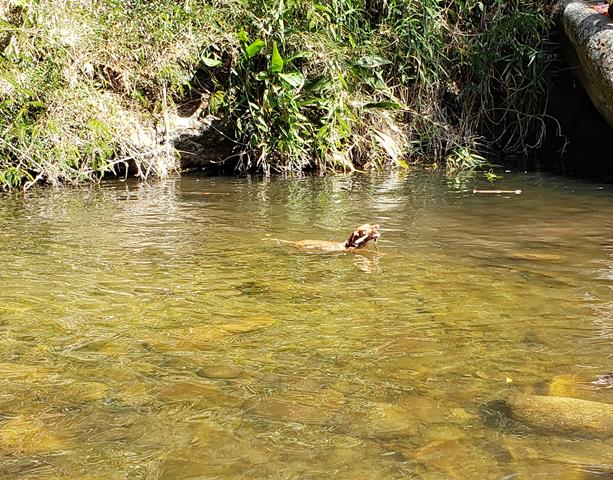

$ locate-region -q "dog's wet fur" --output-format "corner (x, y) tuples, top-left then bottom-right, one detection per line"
(288, 224), (381, 253)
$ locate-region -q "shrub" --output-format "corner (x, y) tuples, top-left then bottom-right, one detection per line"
(0, 0), (556, 189)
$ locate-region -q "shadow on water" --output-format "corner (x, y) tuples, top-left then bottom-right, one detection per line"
(0, 172), (612, 478)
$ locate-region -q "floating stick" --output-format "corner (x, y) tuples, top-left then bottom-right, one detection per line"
(472, 189), (522, 194)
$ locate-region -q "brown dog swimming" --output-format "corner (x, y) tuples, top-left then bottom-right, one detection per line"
(286, 224), (381, 253)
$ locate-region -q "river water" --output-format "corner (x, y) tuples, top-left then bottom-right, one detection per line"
(0, 173), (612, 479)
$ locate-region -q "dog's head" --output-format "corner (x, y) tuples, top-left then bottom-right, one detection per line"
(345, 224), (381, 249)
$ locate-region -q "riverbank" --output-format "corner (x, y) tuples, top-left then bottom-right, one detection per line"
(1, 0), (556, 190)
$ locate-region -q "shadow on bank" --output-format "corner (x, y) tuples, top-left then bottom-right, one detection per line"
(537, 0), (613, 177)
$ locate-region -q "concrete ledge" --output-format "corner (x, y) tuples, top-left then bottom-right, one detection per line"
(557, 0), (613, 127)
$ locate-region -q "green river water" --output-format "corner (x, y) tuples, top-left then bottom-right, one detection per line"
(0, 173), (612, 479)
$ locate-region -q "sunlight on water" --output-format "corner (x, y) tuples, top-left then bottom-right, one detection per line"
(0, 173), (612, 479)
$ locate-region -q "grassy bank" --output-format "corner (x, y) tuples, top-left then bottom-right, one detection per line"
(0, 0), (555, 190)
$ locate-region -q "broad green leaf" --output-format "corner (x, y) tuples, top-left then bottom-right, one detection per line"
(202, 57), (221, 67)
(245, 40), (265, 58)
(355, 55), (391, 68)
(256, 115), (269, 132)
(297, 98), (320, 107)
(316, 125), (329, 139)
(238, 28), (249, 43)
(285, 51), (312, 63)
(0, 73), (34, 97)
(278, 72), (304, 88)
(271, 41), (284, 73)
(305, 76), (331, 93)
(348, 33), (356, 49)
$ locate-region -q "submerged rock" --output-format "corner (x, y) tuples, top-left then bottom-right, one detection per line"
(0, 415), (67, 455)
(220, 317), (276, 334)
(448, 407), (477, 424)
(159, 420), (273, 479)
(60, 381), (110, 403)
(116, 381), (152, 406)
(483, 395), (613, 437)
(357, 402), (421, 439)
(196, 365), (243, 379)
(396, 395), (448, 425)
(143, 317), (276, 351)
(157, 381), (241, 408)
(246, 397), (337, 425)
(423, 424), (466, 442)
(0, 362), (53, 381)
(502, 435), (613, 478)
(408, 438), (496, 480)
(244, 383), (344, 426)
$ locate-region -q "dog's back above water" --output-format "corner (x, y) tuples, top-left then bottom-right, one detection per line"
(282, 223), (381, 253)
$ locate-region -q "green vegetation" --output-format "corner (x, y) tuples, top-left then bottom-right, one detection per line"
(0, 0), (555, 190)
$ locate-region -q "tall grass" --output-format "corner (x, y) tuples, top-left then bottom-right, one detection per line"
(0, 0), (556, 189)
(0, 0), (218, 189)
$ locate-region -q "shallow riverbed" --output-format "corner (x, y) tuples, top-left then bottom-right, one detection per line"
(0, 172), (612, 479)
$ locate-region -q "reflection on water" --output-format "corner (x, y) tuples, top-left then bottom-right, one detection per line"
(0, 173), (612, 479)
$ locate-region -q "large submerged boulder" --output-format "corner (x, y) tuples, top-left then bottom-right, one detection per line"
(557, 0), (613, 127)
(483, 395), (613, 437)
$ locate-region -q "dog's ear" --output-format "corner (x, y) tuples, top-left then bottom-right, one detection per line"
(345, 229), (360, 248)
(346, 225), (371, 248)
